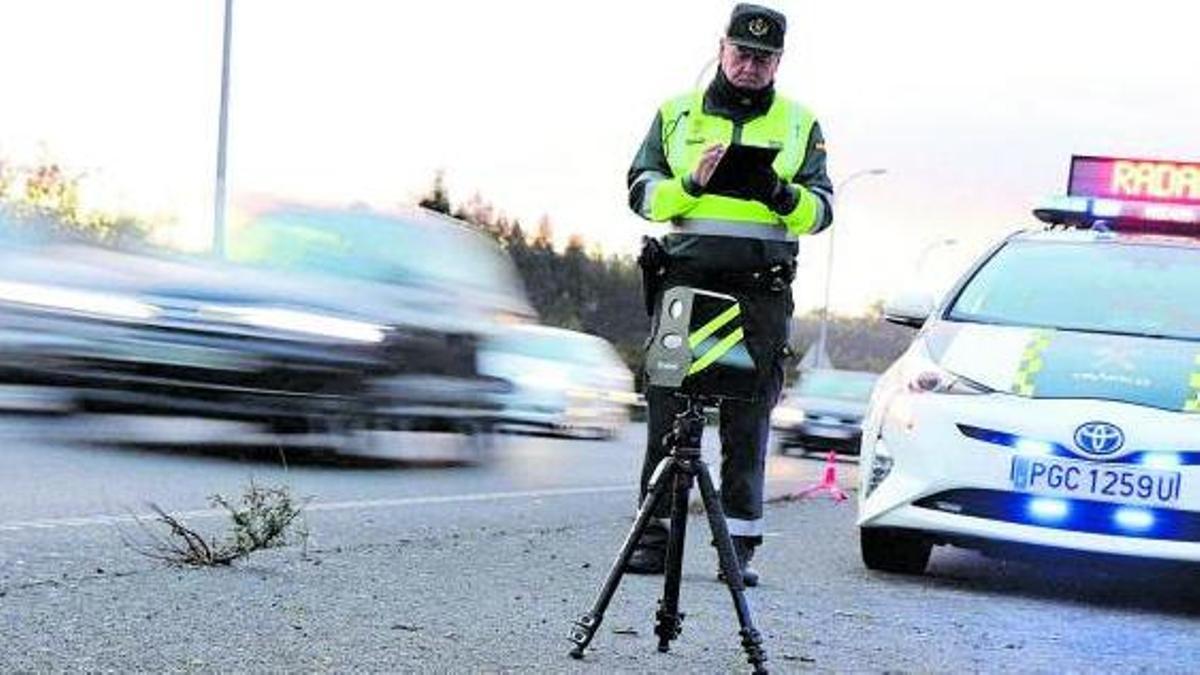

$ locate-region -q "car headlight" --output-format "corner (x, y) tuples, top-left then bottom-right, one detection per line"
(0, 280), (158, 321)
(865, 437), (894, 497)
(516, 368), (569, 390)
(903, 341), (990, 395)
(771, 405), (807, 426)
(201, 305), (387, 343)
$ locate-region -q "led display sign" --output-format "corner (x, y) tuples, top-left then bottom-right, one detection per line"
(1069, 156), (1200, 206)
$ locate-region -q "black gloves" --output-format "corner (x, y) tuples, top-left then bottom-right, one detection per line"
(745, 166), (799, 215)
(686, 164), (799, 215)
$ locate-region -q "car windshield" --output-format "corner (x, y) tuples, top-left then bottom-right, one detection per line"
(948, 239), (1200, 341)
(229, 208), (523, 295)
(797, 371), (877, 401)
(490, 332), (616, 367)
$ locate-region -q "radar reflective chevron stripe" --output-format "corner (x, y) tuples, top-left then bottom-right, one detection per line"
(1012, 330), (1054, 396)
(686, 301), (745, 377)
(688, 304), (741, 349)
(688, 327), (745, 376)
(1185, 354), (1200, 413)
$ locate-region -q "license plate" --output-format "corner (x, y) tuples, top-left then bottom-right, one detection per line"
(1011, 455), (1181, 506)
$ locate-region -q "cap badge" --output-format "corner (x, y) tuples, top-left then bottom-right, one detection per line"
(747, 17), (770, 37)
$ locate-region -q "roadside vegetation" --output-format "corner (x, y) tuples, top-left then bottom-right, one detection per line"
(127, 482), (308, 567)
(0, 158), (151, 248)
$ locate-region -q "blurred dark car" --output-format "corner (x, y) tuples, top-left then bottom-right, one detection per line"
(770, 368), (879, 456)
(0, 204), (534, 457)
(225, 203), (537, 442)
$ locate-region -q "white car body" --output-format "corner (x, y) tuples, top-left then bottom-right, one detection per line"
(858, 228), (1200, 572)
(478, 324), (634, 438)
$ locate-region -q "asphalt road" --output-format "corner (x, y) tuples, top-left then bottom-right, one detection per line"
(5, 416), (1200, 672)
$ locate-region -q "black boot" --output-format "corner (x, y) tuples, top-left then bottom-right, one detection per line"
(625, 546), (665, 574)
(625, 518), (668, 575)
(718, 537), (760, 587)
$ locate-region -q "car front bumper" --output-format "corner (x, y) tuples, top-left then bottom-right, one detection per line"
(858, 391), (1200, 562)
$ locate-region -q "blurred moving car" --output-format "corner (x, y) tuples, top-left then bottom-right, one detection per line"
(225, 202), (537, 448)
(478, 324), (634, 439)
(858, 155), (1200, 575)
(771, 368), (878, 456)
(0, 202), (535, 459)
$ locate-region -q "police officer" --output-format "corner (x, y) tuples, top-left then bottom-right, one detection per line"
(626, 3), (833, 586)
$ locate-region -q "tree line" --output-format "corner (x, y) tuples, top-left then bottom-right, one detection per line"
(419, 172), (915, 376)
(0, 160), (149, 248)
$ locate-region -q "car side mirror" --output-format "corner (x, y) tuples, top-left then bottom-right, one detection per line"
(883, 288), (935, 328)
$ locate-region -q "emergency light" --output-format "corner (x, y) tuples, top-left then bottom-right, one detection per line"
(1034, 155), (1200, 231)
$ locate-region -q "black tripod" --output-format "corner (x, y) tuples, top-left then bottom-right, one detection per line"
(568, 395), (768, 673)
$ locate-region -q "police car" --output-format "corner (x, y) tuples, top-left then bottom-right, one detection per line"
(858, 155), (1200, 574)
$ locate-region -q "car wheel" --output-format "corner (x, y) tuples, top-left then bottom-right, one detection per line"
(860, 527), (932, 575)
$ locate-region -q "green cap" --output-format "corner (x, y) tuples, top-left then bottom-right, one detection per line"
(726, 3), (786, 53)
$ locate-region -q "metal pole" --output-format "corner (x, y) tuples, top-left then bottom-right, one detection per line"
(815, 168), (888, 367)
(915, 237), (958, 275)
(213, 0), (233, 258)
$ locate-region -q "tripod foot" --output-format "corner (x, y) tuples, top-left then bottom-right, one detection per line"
(568, 612), (600, 659)
(741, 626), (769, 674)
(654, 603), (685, 652)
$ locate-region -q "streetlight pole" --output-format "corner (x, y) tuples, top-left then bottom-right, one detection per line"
(915, 237), (958, 276)
(212, 0), (234, 258)
(813, 168), (887, 368)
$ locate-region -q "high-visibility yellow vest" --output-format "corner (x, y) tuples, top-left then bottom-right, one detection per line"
(647, 90), (820, 240)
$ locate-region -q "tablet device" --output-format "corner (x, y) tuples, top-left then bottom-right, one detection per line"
(704, 144), (781, 199)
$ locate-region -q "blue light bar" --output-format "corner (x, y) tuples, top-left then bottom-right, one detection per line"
(1114, 508), (1155, 531)
(1015, 439), (1056, 457)
(1028, 498), (1070, 522)
(1140, 453), (1182, 470)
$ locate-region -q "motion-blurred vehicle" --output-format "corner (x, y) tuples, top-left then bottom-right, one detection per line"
(478, 324), (634, 439)
(0, 202), (535, 459)
(858, 155), (1200, 575)
(224, 202), (537, 451)
(771, 369), (878, 456)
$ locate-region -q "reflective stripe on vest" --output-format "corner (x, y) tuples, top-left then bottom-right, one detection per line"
(659, 90), (815, 240)
(674, 218), (798, 242)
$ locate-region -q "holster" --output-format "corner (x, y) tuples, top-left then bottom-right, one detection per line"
(717, 260), (796, 294)
(637, 236), (670, 316)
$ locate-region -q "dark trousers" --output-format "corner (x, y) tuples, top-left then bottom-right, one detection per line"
(637, 275), (793, 549)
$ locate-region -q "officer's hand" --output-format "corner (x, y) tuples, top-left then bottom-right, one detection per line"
(691, 144), (726, 188)
(745, 165), (788, 209)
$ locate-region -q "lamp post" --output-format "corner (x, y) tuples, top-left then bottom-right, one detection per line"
(915, 237), (959, 277)
(812, 168), (888, 368)
(212, 0), (234, 258)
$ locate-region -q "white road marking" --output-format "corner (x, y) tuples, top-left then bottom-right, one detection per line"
(0, 484), (635, 535)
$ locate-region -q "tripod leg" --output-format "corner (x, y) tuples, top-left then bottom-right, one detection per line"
(654, 467), (693, 652)
(696, 462), (769, 674)
(569, 457), (677, 659)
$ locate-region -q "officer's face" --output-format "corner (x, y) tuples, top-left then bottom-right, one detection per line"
(719, 39), (781, 90)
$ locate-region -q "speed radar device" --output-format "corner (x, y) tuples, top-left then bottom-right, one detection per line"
(644, 286), (760, 400)
(568, 284), (771, 672)
(1035, 155), (1200, 231)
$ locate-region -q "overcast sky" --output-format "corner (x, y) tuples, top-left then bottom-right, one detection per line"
(1, 0), (1198, 313)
